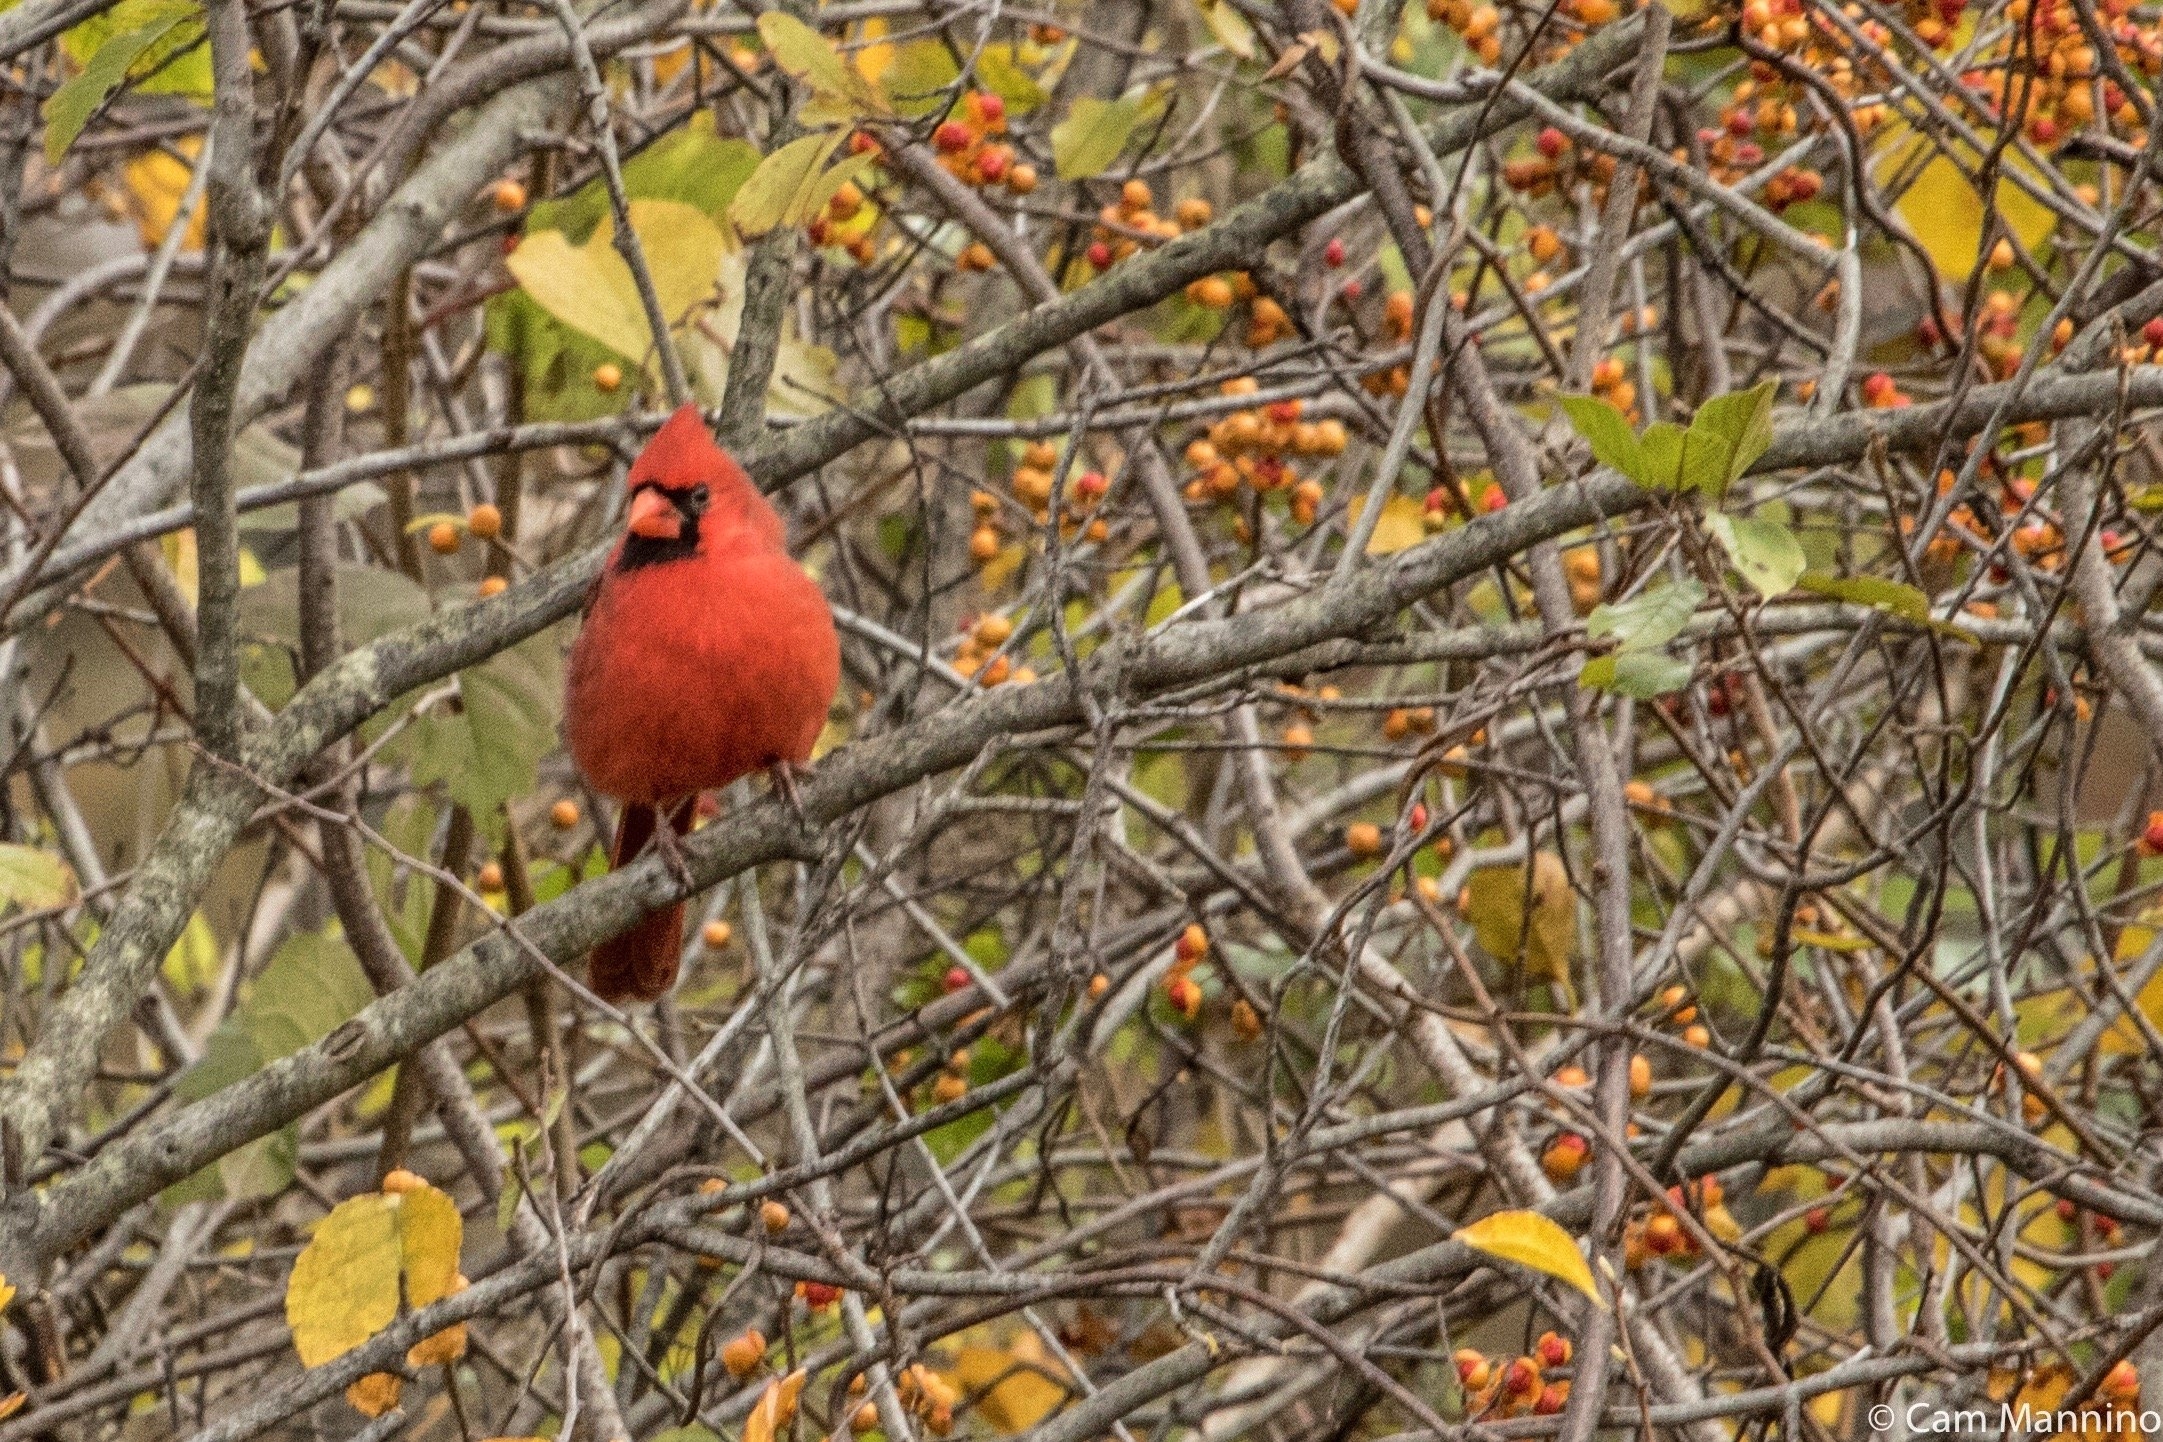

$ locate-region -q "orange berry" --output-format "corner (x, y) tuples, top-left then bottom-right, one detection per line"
(466, 503), (502, 540)
(476, 576), (507, 598)
(1282, 722), (1314, 759)
(491, 178), (527, 213)
(1230, 998), (1262, 1039)
(1542, 1133), (1588, 1183)
(1007, 163), (1038, 194)
(970, 525), (1001, 562)
(592, 362), (622, 392)
(345, 1374), (401, 1418)
(702, 919), (733, 949)
(722, 1329), (767, 1379)
(1629, 1053), (1653, 1097)
(1345, 821), (1384, 858)
(1087, 972), (1110, 999)
(549, 799), (580, 829)
(1176, 197), (1213, 229)
(427, 520), (461, 554)
(760, 1199), (791, 1233)
(1120, 178), (1152, 211)
(476, 860), (504, 891)
(381, 1168), (426, 1194)
(1175, 923), (1209, 964)
(933, 1072), (968, 1103)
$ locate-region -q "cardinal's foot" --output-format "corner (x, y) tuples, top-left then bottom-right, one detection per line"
(768, 760), (811, 827)
(650, 814), (695, 890)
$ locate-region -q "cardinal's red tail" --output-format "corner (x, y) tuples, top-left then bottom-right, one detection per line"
(590, 799), (696, 1002)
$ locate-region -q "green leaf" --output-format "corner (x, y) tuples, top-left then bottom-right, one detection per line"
(401, 635), (565, 843)
(1580, 649), (1692, 697)
(1795, 572), (1931, 623)
(165, 929), (373, 1204)
(884, 38), (960, 117)
(755, 10), (888, 116)
(45, 9), (191, 164)
(0, 845), (73, 910)
(1685, 379), (1777, 499)
(1558, 394), (1644, 482)
(60, 0), (207, 100)
(727, 131), (847, 237)
(1586, 578), (1704, 652)
(1052, 93), (1150, 180)
(1707, 513), (1806, 597)
(1638, 422), (1687, 491)
(975, 43), (1046, 112)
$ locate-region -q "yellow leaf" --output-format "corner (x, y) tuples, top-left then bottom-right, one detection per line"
(1881, 128), (2055, 282)
(949, 1335), (1070, 1433)
(2091, 917), (2163, 1055)
(1462, 851), (1577, 982)
(0, 1276), (16, 1313)
(123, 134), (204, 250)
(728, 134), (877, 239)
(755, 11), (886, 116)
(286, 1177), (463, 1368)
(0, 1393), (24, 1422)
(162, 911), (220, 992)
(1345, 492), (1428, 555)
(506, 199), (729, 365)
(1452, 1210), (1602, 1304)
(1195, 0), (1256, 58)
(853, 16), (893, 86)
(979, 540), (1029, 592)
(743, 1369), (807, 1442)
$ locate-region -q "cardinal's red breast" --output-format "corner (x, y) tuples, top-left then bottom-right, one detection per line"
(564, 407), (840, 805)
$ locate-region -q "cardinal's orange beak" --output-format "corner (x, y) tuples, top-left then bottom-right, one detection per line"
(626, 486), (682, 540)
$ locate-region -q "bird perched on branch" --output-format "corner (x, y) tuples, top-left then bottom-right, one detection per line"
(563, 404), (839, 1002)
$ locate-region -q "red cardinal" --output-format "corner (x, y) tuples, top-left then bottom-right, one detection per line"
(564, 405), (839, 1002)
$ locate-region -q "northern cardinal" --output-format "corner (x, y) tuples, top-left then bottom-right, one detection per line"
(564, 405), (840, 1001)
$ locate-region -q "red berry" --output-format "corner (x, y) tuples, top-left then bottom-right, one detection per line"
(799, 1281), (841, 1309)
(1481, 486), (1507, 513)
(975, 147), (1009, 182)
(1424, 485), (1448, 513)
(1408, 801), (1428, 831)
(1076, 470), (1108, 498)
(2142, 317), (2163, 348)
(2057, 1198), (2079, 1221)
(1341, 278), (1362, 301)
(1804, 1206), (1831, 1233)
(1324, 236), (1346, 267)
(933, 120), (973, 154)
(2143, 811), (2163, 855)
(944, 965), (971, 993)
(1536, 125), (1567, 158)
(1086, 240), (1113, 268)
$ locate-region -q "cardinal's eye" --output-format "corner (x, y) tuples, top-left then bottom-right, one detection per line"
(690, 485), (710, 509)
